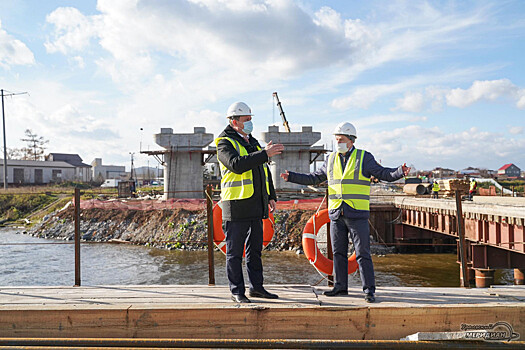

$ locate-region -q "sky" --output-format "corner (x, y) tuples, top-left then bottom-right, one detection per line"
(0, 0), (524, 172)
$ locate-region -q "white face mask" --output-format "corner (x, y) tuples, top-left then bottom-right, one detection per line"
(336, 142), (349, 154)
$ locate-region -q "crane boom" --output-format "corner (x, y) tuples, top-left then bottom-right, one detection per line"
(272, 92), (291, 132)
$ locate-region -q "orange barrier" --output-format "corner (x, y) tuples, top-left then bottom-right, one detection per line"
(212, 203), (275, 255)
(275, 198), (324, 210)
(302, 209), (358, 275)
(79, 198), (325, 211)
(80, 198), (207, 211)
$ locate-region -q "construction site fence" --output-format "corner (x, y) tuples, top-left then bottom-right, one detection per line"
(78, 197), (328, 211)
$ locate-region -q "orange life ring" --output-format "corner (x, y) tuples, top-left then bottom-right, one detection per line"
(212, 203), (275, 255)
(302, 209), (358, 275)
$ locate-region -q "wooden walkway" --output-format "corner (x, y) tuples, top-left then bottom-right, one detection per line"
(1, 284), (524, 340)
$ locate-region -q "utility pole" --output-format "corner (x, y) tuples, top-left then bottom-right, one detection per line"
(1, 89), (28, 190)
(129, 152), (135, 181)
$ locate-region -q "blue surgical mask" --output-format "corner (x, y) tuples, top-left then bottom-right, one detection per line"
(242, 120), (253, 134)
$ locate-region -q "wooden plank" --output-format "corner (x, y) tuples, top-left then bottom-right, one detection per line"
(1, 285), (524, 340)
(1, 306), (524, 340)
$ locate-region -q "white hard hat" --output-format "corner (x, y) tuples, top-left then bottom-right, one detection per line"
(227, 102), (253, 118)
(333, 122), (357, 138)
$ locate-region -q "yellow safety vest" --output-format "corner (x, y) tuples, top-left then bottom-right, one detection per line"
(215, 137), (270, 201)
(433, 182), (440, 192)
(327, 149), (370, 211)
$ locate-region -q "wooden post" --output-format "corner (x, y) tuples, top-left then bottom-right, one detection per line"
(326, 188), (333, 286)
(74, 188), (81, 287)
(455, 190), (469, 288)
(206, 185), (215, 285)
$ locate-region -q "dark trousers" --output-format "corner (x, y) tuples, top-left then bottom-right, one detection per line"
(331, 216), (375, 294)
(224, 219), (264, 296)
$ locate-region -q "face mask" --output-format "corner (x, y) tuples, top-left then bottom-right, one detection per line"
(336, 142), (349, 154)
(241, 120), (253, 134)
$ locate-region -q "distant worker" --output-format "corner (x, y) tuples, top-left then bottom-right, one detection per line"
(216, 102), (284, 303)
(280, 122), (410, 303)
(468, 178), (477, 201)
(432, 180), (440, 199)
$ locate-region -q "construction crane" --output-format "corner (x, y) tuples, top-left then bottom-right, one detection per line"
(272, 92), (291, 132)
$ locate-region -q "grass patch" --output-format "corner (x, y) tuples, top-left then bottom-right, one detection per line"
(28, 197), (73, 223)
(0, 193), (58, 222)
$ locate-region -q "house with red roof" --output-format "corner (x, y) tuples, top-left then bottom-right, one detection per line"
(498, 163), (521, 178)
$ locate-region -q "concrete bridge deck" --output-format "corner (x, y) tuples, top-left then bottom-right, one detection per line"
(1, 284), (524, 341)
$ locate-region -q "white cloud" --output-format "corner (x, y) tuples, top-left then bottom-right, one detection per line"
(330, 66), (498, 111)
(30, 0), (524, 170)
(517, 91), (525, 109)
(314, 6), (343, 32)
(332, 82), (407, 110)
(342, 77), (525, 113)
(0, 20), (35, 68)
(509, 126), (523, 135)
(72, 56), (85, 68)
(45, 0), (359, 81)
(393, 92), (425, 112)
(3, 79), (123, 165)
(446, 79), (521, 108)
(44, 7), (100, 54)
(356, 125), (525, 170)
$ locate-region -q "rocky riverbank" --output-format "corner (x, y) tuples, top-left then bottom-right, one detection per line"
(28, 207), (315, 252)
(28, 206), (395, 255)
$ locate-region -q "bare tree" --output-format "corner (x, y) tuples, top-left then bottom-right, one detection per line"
(1, 147), (23, 160)
(21, 129), (49, 161)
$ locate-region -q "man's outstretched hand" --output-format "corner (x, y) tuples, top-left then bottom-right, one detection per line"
(402, 163), (411, 176)
(280, 170), (289, 182)
(265, 140), (284, 157)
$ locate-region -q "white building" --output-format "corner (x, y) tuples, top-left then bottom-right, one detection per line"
(45, 153), (92, 182)
(0, 159), (75, 185)
(91, 158), (126, 181)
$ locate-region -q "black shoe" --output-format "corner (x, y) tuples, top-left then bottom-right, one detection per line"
(249, 288), (279, 299)
(365, 293), (375, 303)
(323, 288), (348, 297)
(231, 294), (251, 303)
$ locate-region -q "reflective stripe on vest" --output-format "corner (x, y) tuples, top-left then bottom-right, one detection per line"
(215, 137), (270, 201)
(327, 149), (370, 211)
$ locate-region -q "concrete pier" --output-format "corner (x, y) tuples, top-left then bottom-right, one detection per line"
(261, 125), (321, 190)
(154, 127), (213, 199)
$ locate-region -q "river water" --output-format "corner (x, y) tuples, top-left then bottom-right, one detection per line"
(0, 228), (514, 287)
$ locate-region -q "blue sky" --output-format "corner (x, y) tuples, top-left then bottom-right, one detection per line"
(1, 0), (524, 172)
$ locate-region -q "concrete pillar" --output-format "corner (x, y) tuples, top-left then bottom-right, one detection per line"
(154, 127), (213, 199)
(514, 268), (525, 285)
(474, 269), (495, 288)
(459, 266), (475, 287)
(261, 125), (321, 190)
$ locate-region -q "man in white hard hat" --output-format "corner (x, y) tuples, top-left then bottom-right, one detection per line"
(280, 122), (410, 303)
(216, 102), (284, 303)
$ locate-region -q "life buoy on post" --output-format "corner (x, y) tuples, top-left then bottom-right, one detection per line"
(212, 203), (275, 255)
(302, 209), (358, 275)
